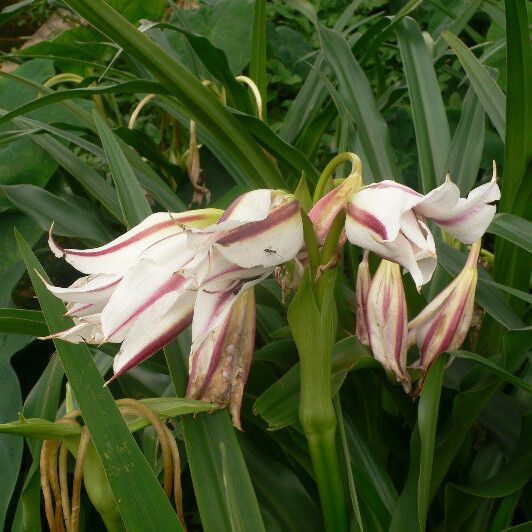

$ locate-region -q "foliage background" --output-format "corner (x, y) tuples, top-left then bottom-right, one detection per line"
(0, 0), (530, 530)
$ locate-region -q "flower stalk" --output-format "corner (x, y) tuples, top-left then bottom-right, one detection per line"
(289, 212), (348, 530)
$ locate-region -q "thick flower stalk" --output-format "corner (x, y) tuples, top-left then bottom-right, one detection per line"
(41, 190), (303, 422)
(345, 172), (500, 288)
(408, 240), (481, 375)
(365, 259), (410, 391)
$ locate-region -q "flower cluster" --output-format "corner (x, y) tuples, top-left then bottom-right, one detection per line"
(42, 156), (499, 422)
(42, 189), (303, 427)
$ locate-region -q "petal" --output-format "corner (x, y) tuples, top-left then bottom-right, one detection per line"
(49, 211), (211, 275)
(346, 211), (436, 289)
(347, 183), (423, 243)
(101, 259), (190, 342)
(418, 179), (500, 244)
(214, 198), (304, 268)
(217, 189), (273, 224)
(40, 314), (104, 344)
(111, 290), (195, 379)
(187, 288), (256, 429)
(39, 272), (121, 304)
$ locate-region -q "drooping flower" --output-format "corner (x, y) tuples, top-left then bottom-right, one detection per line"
(41, 190), (303, 393)
(345, 171), (500, 289)
(365, 259), (410, 391)
(408, 240), (481, 375)
(187, 285), (256, 429)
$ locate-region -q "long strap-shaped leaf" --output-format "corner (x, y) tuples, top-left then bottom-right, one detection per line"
(319, 26), (398, 181)
(16, 233), (182, 532)
(396, 17), (451, 192)
(182, 411), (266, 532)
(64, 0), (284, 189)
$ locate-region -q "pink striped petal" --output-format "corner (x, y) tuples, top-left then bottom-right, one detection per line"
(214, 197), (303, 268)
(366, 260), (410, 391)
(355, 251), (371, 346)
(187, 288), (256, 429)
(111, 290), (195, 379)
(423, 179), (500, 244)
(38, 272), (121, 304)
(48, 210), (216, 275)
(40, 314), (104, 344)
(101, 260), (191, 343)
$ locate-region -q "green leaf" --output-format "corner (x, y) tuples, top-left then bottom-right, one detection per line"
(93, 110), (151, 227)
(182, 410), (265, 532)
(0, 308), (48, 336)
(0, 417), (81, 439)
(14, 352), (64, 532)
(500, 0), (532, 215)
(446, 88), (485, 194)
(2, 184), (113, 242)
(417, 356), (446, 531)
(31, 133), (122, 221)
(319, 26), (398, 181)
(443, 31), (506, 140)
(488, 213), (532, 254)
(396, 17), (451, 191)
(250, 0), (267, 120)
(16, 232), (183, 531)
(450, 350), (532, 393)
(64, 0), (284, 189)
(240, 435), (323, 531)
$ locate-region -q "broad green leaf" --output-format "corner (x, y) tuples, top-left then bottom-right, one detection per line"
(443, 31), (506, 140)
(2, 184), (113, 242)
(64, 0), (284, 189)
(250, 0), (267, 119)
(319, 26), (398, 181)
(488, 213), (532, 254)
(182, 410), (266, 532)
(93, 110), (151, 227)
(417, 356), (446, 531)
(396, 17), (451, 192)
(0, 308), (48, 336)
(446, 88), (485, 194)
(16, 232), (183, 531)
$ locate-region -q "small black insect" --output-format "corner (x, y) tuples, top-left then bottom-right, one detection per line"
(264, 247), (277, 255)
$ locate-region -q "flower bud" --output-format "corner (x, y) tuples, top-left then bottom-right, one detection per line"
(408, 241), (481, 374)
(355, 251), (371, 346)
(366, 260), (410, 391)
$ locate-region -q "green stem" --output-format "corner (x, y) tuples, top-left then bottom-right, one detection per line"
(306, 429), (348, 532)
(313, 152), (362, 203)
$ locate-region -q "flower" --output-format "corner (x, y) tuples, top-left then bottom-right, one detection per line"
(408, 240), (481, 375)
(41, 190), (303, 394)
(365, 259), (410, 391)
(345, 170), (500, 289)
(187, 286), (256, 429)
